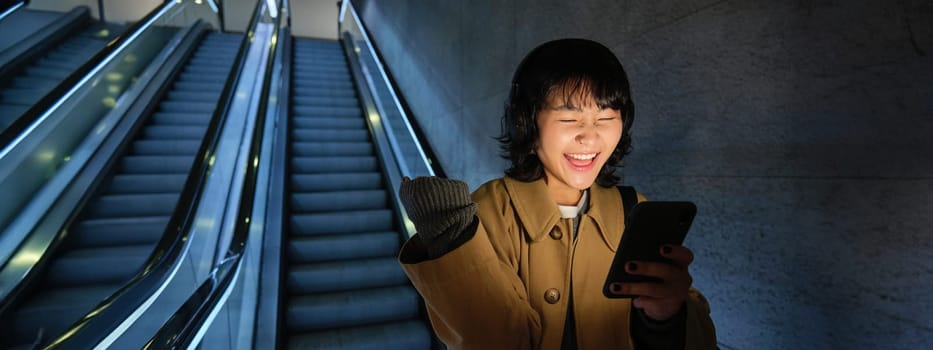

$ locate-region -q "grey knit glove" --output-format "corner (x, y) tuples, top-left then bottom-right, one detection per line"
(399, 176), (477, 259)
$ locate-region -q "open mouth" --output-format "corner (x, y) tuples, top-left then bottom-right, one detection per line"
(564, 152), (599, 171)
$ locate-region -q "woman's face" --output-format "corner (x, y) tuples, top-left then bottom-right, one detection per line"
(535, 94), (623, 205)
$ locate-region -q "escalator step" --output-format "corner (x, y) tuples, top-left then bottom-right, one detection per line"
(10, 76), (57, 91)
(152, 112), (213, 125)
(291, 129), (369, 143)
(290, 156), (378, 174)
(293, 87), (356, 99)
(290, 190), (387, 213)
(287, 257), (408, 294)
(171, 80), (226, 92)
(24, 66), (71, 80)
(141, 125), (208, 140)
(293, 105), (360, 117)
(290, 209), (393, 235)
(286, 286), (420, 332)
(1, 88), (47, 103)
(292, 95), (358, 108)
(119, 155), (195, 174)
(106, 174), (187, 194)
(290, 172), (382, 192)
(132, 140), (201, 155)
(292, 116), (365, 130)
(43, 245), (153, 287)
(70, 216), (170, 248)
(160, 101), (217, 114)
(84, 193), (180, 218)
(287, 232), (400, 263)
(291, 142), (372, 157)
(166, 90), (221, 102)
(286, 320), (432, 350)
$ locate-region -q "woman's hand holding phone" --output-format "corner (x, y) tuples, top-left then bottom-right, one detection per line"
(618, 244), (695, 321)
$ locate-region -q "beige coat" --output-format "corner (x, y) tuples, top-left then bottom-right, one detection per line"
(400, 176), (717, 349)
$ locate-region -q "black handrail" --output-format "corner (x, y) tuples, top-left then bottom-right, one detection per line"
(145, 1), (286, 348)
(40, 3), (263, 348)
(0, 0), (25, 18)
(0, 0), (171, 149)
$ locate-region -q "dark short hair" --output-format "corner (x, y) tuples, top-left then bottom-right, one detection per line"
(498, 38), (635, 187)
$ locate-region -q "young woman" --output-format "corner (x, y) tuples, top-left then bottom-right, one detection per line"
(399, 38), (717, 350)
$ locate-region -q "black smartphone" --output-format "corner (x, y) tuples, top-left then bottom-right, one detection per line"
(603, 201), (697, 298)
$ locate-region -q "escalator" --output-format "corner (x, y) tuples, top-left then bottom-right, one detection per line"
(281, 38), (432, 349)
(1, 31), (241, 349)
(0, 7), (123, 131)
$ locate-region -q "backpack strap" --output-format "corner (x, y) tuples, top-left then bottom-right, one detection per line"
(617, 185), (637, 225)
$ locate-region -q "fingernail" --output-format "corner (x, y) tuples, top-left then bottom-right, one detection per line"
(662, 245), (673, 255)
(627, 262), (638, 271)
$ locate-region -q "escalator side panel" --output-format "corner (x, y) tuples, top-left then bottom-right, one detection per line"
(4, 32), (242, 348)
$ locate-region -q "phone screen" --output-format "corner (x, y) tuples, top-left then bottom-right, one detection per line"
(603, 201), (696, 298)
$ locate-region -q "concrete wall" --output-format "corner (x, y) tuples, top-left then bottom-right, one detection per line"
(351, 0), (933, 348)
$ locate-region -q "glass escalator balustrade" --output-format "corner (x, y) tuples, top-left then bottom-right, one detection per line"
(3, 32), (242, 349)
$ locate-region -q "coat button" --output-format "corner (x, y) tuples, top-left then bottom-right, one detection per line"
(549, 229), (562, 240)
(544, 288), (561, 304)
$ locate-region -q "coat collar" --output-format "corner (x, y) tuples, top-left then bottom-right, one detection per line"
(503, 176), (624, 250)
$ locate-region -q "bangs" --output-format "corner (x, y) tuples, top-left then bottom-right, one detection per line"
(544, 75), (627, 111)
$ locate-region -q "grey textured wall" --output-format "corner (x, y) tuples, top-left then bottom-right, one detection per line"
(352, 0), (933, 348)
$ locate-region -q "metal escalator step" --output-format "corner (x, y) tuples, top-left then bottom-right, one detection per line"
(0, 105), (28, 125)
(286, 286), (420, 332)
(166, 90), (221, 102)
(84, 193), (180, 218)
(24, 66), (71, 80)
(293, 105), (360, 117)
(290, 190), (387, 213)
(292, 116), (364, 130)
(160, 100), (217, 114)
(70, 216), (170, 248)
(43, 245), (152, 288)
(181, 64), (233, 76)
(287, 257), (408, 294)
(132, 140), (201, 155)
(290, 172), (382, 192)
(1, 87), (47, 103)
(11, 76), (57, 90)
(293, 77), (354, 89)
(106, 174), (187, 194)
(290, 156), (377, 174)
(286, 320), (432, 350)
(11, 284), (121, 346)
(141, 125), (208, 140)
(152, 112), (212, 125)
(291, 142), (372, 157)
(291, 129), (369, 143)
(37, 57), (80, 70)
(293, 70), (352, 81)
(287, 232), (400, 263)
(119, 155), (194, 174)
(290, 209), (393, 235)
(292, 95), (358, 108)
(293, 81), (354, 92)
(171, 80), (225, 93)
(293, 87), (356, 98)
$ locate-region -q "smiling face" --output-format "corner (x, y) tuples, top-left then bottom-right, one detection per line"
(536, 94), (623, 205)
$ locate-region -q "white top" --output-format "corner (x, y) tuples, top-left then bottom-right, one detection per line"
(557, 190), (589, 219)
